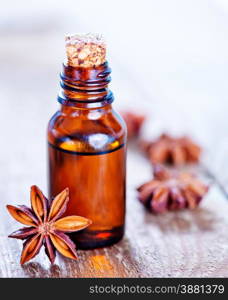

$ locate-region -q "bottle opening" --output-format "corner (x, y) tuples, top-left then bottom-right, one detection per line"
(65, 33), (106, 68)
(59, 33), (112, 106)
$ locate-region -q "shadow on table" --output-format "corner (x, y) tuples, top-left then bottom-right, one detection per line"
(21, 237), (142, 278)
(21, 262), (62, 278)
(143, 206), (217, 233)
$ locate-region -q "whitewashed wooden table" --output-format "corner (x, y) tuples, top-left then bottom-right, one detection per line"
(1, 5), (228, 277)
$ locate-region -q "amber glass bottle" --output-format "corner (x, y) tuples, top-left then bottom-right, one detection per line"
(47, 34), (127, 249)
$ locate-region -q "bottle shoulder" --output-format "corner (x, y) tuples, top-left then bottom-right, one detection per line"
(48, 108), (127, 153)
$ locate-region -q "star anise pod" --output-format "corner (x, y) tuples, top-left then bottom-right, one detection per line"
(142, 134), (201, 165)
(137, 165), (209, 213)
(121, 111), (146, 139)
(6, 186), (91, 265)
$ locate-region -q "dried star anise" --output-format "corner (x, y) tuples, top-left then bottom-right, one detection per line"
(6, 186), (91, 265)
(121, 111), (146, 139)
(142, 134), (201, 166)
(137, 165), (209, 213)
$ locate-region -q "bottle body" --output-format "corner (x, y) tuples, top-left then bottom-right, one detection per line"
(48, 101), (126, 249)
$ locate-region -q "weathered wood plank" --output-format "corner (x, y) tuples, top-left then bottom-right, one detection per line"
(1, 144), (228, 278)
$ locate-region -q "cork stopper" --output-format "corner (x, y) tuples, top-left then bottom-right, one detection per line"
(65, 33), (106, 68)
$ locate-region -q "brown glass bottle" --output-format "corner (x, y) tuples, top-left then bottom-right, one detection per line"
(47, 58), (127, 249)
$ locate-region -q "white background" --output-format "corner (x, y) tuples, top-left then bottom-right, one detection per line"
(0, 0), (228, 189)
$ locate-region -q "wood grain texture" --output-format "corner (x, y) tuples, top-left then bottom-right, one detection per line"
(0, 32), (228, 278)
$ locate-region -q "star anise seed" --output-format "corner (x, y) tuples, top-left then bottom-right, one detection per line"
(141, 134), (201, 166)
(137, 165), (209, 213)
(121, 111), (146, 139)
(7, 186), (91, 265)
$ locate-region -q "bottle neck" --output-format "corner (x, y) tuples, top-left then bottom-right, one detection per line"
(58, 62), (114, 109)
